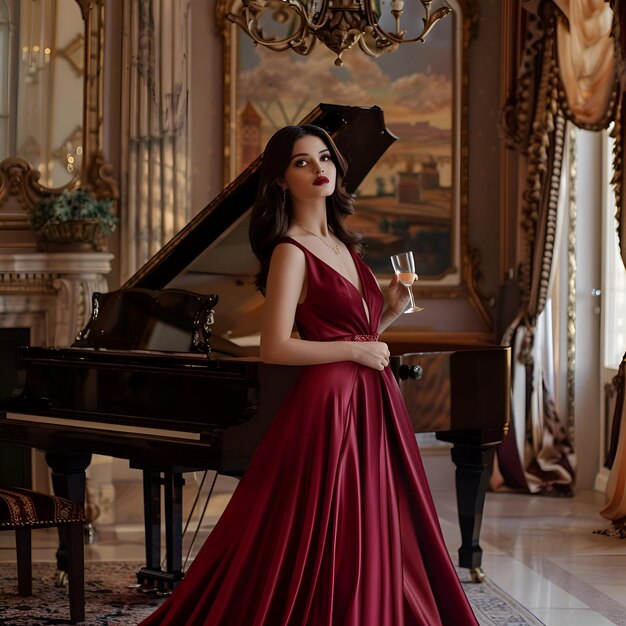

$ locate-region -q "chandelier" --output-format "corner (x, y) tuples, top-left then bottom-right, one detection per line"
(227, 0), (452, 66)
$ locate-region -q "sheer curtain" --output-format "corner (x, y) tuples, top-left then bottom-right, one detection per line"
(120, 0), (191, 280)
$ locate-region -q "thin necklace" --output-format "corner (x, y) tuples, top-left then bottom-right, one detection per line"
(293, 219), (341, 255)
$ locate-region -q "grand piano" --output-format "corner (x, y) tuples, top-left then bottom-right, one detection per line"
(0, 104), (510, 589)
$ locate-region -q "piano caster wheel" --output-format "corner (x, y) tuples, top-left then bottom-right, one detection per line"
(137, 585), (172, 596)
(54, 570), (68, 588)
(84, 522), (97, 545)
(470, 567), (486, 584)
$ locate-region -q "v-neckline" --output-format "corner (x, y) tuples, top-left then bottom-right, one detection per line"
(284, 236), (371, 326)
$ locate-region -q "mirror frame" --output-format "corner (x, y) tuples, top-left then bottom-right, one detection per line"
(215, 0), (491, 331)
(0, 0), (117, 229)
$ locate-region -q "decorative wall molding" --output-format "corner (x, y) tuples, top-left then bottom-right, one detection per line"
(0, 158), (54, 229)
(0, 251), (113, 347)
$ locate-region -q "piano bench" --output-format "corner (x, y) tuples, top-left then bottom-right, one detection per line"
(0, 486), (85, 624)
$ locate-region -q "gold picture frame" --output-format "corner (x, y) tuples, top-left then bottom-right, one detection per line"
(216, 0), (490, 329)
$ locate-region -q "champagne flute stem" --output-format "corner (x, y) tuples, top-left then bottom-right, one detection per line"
(407, 286), (417, 310)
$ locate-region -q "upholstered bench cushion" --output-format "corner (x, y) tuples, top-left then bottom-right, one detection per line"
(0, 487), (85, 528)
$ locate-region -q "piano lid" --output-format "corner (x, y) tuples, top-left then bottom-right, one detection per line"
(123, 104), (397, 344)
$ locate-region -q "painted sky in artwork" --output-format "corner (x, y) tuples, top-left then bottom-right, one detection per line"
(237, 9), (455, 133)
(232, 7), (457, 277)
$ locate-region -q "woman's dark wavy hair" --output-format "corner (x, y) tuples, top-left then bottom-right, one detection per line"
(249, 124), (362, 292)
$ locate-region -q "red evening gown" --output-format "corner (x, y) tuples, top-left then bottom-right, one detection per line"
(139, 238), (478, 626)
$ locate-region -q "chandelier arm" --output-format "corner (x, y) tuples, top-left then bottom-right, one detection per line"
(366, 5), (452, 46)
(227, 10), (304, 49)
(228, 1), (333, 50)
(308, 0), (331, 27)
(288, 36), (319, 56)
(279, 0), (332, 31)
(286, 0), (332, 32)
(362, 0), (413, 38)
(358, 35), (397, 58)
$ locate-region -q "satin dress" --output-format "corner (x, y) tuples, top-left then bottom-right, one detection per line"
(139, 238), (478, 626)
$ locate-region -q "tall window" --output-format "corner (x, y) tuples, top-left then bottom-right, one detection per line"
(0, 0), (11, 158)
(596, 128), (626, 483)
(602, 130), (626, 370)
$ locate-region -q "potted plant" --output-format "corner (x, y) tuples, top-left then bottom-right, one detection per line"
(29, 189), (119, 251)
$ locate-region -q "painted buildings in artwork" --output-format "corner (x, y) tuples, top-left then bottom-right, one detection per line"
(421, 157), (440, 189)
(396, 157), (441, 204)
(239, 101), (262, 170)
(397, 172), (422, 204)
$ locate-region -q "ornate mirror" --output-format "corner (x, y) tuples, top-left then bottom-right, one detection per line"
(0, 0), (115, 231)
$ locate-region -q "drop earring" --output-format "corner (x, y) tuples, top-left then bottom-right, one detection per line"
(282, 187), (287, 209)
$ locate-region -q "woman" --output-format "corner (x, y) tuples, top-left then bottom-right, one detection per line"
(139, 125), (478, 625)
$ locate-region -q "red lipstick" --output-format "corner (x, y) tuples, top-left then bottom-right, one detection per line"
(313, 176), (330, 186)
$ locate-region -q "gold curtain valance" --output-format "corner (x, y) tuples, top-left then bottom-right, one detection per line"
(554, 0), (616, 127)
(503, 0), (617, 154)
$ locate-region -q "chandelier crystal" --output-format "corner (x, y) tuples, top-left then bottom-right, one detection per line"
(227, 0), (452, 66)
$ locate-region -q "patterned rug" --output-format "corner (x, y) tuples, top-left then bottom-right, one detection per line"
(0, 561), (544, 626)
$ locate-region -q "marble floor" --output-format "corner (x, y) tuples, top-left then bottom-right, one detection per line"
(437, 489), (626, 626)
(1, 481), (624, 626)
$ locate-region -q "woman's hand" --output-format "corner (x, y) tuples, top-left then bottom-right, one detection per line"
(387, 273), (413, 316)
(348, 341), (391, 371)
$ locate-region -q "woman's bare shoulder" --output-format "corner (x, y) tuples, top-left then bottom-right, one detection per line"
(266, 240), (307, 297)
(270, 239), (306, 265)
(273, 234), (307, 252)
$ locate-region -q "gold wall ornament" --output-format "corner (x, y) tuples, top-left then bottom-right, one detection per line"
(0, 157), (57, 228)
(224, 0), (453, 66)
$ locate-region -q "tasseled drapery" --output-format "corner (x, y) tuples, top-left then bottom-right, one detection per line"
(497, 0), (617, 495)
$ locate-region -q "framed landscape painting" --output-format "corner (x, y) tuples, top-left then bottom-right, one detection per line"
(220, 2), (466, 288)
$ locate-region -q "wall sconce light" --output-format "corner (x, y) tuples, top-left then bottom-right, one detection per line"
(21, 44), (51, 82)
(227, 0), (452, 66)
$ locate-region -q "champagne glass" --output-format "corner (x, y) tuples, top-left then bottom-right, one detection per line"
(390, 251), (424, 313)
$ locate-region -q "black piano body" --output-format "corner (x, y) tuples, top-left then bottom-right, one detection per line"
(0, 104), (510, 589)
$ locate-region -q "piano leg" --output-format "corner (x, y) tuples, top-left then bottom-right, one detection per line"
(45, 452), (91, 576)
(448, 443), (496, 583)
(137, 469), (185, 591)
(142, 470), (162, 579)
(164, 470), (185, 582)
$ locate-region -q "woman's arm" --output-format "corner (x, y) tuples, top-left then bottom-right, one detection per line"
(260, 243), (390, 370)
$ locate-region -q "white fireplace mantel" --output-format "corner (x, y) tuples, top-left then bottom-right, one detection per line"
(0, 252), (114, 347)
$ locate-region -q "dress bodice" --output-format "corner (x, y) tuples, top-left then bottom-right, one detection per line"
(278, 237), (384, 341)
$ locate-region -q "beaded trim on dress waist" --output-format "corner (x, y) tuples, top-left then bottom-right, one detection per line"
(335, 334), (379, 342)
